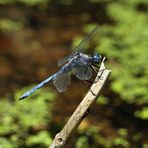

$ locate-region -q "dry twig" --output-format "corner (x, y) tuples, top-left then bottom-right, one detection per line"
(49, 57), (111, 148)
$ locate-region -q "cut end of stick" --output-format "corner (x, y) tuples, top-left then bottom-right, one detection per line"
(102, 57), (106, 63)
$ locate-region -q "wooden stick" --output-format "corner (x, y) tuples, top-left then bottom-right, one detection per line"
(49, 57), (111, 148)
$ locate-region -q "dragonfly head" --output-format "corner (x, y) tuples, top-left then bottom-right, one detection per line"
(92, 52), (102, 64)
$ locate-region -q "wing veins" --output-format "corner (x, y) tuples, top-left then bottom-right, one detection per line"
(57, 27), (98, 67)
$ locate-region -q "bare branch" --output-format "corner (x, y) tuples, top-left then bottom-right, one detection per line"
(49, 57), (111, 148)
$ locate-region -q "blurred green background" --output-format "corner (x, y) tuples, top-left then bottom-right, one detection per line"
(0, 0), (148, 147)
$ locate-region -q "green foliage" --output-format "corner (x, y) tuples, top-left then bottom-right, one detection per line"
(0, 0), (49, 5)
(96, 96), (109, 105)
(26, 131), (52, 146)
(143, 144), (148, 148)
(0, 19), (23, 32)
(76, 136), (89, 148)
(0, 0), (13, 4)
(135, 107), (148, 119)
(76, 126), (130, 148)
(0, 138), (13, 148)
(19, 0), (48, 5)
(0, 86), (55, 147)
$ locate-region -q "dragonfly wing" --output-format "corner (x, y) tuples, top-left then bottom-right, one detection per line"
(73, 27), (98, 54)
(53, 72), (71, 92)
(57, 55), (70, 67)
(57, 27), (98, 67)
(75, 66), (92, 80)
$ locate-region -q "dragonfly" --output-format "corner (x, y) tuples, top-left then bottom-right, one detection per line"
(19, 27), (102, 100)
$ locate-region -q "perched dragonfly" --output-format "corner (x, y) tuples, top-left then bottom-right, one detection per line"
(19, 27), (102, 100)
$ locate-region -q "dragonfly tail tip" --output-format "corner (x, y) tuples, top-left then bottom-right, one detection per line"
(19, 95), (26, 100)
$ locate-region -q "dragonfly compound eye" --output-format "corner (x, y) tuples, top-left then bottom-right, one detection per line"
(92, 52), (101, 64)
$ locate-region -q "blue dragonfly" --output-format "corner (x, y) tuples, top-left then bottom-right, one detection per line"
(19, 27), (102, 100)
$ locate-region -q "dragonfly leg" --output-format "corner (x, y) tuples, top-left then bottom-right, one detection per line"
(84, 79), (93, 84)
(92, 64), (100, 68)
(90, 65), (97, 74)
(81, 80), (93, 92)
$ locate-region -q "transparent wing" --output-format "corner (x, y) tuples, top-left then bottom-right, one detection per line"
(75, 66), (93, 80)
(57, 27), (98, 67)
(53, 72), (71, 92)
(57, 55), (70, 67)
(73, 27), (98, 53)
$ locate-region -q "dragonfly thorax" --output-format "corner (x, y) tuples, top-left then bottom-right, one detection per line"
(77, 53), (92, 66)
